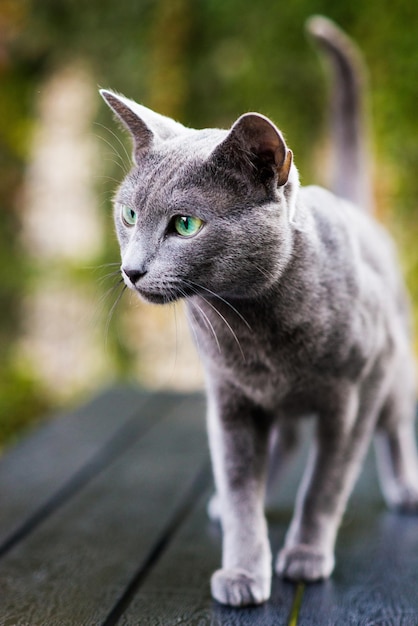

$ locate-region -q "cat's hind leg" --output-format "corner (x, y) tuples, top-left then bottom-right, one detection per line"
(276, 377), (385, 582)
(266, 419), (300, 501)
(374, 384), (418, 513)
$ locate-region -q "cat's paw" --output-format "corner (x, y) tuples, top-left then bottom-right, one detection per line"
(387, 484), (418, 514)
(211, 568), (270, 606)
(207, 492), (221, 521)
(276, 545), (334, 582)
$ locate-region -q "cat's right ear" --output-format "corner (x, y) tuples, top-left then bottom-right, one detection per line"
(100, 90), (185, 162)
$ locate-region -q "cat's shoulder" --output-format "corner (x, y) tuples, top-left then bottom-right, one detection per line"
(298, 184), (384, 238)
(297, 184), (397, 280)
(300, 184), (363, 217)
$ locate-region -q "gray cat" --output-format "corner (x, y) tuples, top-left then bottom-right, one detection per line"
(101, 16), (418, 607)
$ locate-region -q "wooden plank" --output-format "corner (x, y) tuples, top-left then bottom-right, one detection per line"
(2, 393), (416, 625)
(0, 386), (173, 551)
(117, 421), (418, 625)
(0, 393), (208, 626)
(116, 423), (312, 626)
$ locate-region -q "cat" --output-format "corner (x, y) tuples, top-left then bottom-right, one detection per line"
(100, 16), (418, 607)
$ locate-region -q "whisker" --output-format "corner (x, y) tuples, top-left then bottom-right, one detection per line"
(97, 271), (122, 287)
(95, 133), (127, 170)
(176, 286), (207, 357)
(95, 262), (120, 269)
(170, 293), (179, 374)
(95, 122), (132, 169)
(96, 176), (124, 186)
(105, 282), (127, 345)
(199, 293), (245, 361)
(251, 261), (275, 281)
(101, 157), (128, 175)
(184, 279), (252, 332)
(188, 297), (222, 354)
(185, 301), (205, 357)
(98, 195), (113, 208)
(189, 308), (205, 352)
(183, 283), (244, 360)
(94, 173), (125, 184)
(90, 263), (123, 293)
(99, 277), (125, 307)
(95, 144), (127, 177)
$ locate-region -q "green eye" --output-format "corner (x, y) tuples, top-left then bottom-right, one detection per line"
(121, 205), (137, 227)
(173, 215), (203, 237)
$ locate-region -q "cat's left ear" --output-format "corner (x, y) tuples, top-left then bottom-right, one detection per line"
(211, 113), (292, 186)
(100, 89), (186, 161)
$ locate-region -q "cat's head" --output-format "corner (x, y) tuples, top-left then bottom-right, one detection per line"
(101, 90), (299, 304)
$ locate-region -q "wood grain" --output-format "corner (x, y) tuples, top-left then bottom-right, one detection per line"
(1, 391), (418, 626)
(0, 386), (151, 547)
(0, 392), (208, 625)
(117, 492), (298, 626)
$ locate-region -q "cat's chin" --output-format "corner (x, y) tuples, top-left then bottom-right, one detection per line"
(135, 287), (180, 305)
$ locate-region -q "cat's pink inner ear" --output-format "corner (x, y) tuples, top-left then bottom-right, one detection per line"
(229, 113), (292, 186)
(277, 149), (293, 186)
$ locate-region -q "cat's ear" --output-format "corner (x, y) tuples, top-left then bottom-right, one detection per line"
(100, 89), (185, 161)
(212, 113), (292, 186)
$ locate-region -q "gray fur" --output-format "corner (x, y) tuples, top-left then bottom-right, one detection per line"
(100, 16), (418, 607)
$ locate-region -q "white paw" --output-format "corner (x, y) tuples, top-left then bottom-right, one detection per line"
(276, 545), (334, 582)
(211, 568), (271, 606)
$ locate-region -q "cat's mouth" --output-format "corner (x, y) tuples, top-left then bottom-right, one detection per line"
(134, 285), (181, 305)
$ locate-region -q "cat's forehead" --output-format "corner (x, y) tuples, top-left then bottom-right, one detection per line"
(135, 126), (225, 171)
(117, 166), (222, 217)
(156, 126), (228, 160)
(117, 127), (230, 206)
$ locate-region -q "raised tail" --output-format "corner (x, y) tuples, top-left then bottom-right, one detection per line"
(306, 16), (373, 213)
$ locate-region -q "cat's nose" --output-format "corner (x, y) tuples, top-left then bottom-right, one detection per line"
(123, 267), (147, 286)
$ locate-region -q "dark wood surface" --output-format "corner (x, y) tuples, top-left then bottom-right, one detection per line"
(1, 387), (418, 625)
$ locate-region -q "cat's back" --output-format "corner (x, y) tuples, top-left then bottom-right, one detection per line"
(299, 184), (402, 295)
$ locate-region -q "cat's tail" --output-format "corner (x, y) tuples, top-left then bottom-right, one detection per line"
(306, 16), (373, 213)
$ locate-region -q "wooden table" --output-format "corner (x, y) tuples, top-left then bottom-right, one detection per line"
(1, 387), (418, 625)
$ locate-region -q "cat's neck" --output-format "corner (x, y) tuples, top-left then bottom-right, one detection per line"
(188, 193), (316, 318)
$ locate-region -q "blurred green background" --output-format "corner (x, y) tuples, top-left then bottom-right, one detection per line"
(0, 0), (417, 448)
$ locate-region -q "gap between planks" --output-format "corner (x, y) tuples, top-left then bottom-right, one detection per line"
(0, 394), (174, 560)
(102, 462), (212, 626)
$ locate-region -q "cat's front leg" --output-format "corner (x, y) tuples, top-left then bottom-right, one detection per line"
(208, 420), (300, 521)
(207, 384), (272, 606)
